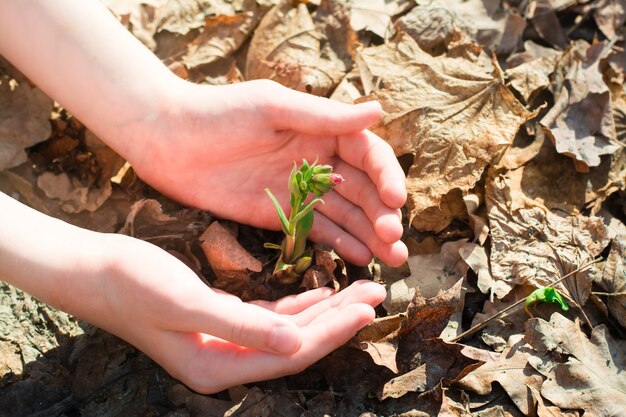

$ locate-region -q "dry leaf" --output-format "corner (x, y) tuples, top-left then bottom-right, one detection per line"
(525, 313), (626, 417)
(435, 0), (525, 56)
(487, 172), (610, 300)
(506, 41), (560, 105)
(36, 172), (112, 214)
(199, 221), (261, 295)
(471, 285), (535, 351)
(102, 0), (165, 49)
(396, 1), (468, 55)
(0, 74), (53, 171)
(360, 33), (533, 231)
(458, 339), (543, 416)
(527, 0), (567, 49)
(529, 386), (580, 417)
(541, 40), (621, 172)
(355, 314), (406, 373)
(458, 243), (494, 298)
(595, 239), (626, 328)
(301, 248), (343, 291)
(383, 240), (470, 314)
(246, 0), (354, 96)
(183, 11), (260, 69)
(463, 193), (490, 245)
(344, 0), (412, 40)
(593, 0), (626, 40)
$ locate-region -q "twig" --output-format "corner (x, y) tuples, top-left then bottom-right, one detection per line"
(450, 257), (603, 343)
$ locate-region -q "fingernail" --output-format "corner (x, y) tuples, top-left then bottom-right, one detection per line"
(270, 324), (301, 354)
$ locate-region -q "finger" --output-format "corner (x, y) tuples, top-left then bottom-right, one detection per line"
(291, 280), (386, 326)
(251, 286), (336, 314)
(263, 83), (382, 135)
(164, 285), (302, 355)
(183, 302), (377, 393)
(308, 212), (373, 265)
(313, 194), (409, 267)
(336, 130), (407, 209)
(332, 160), (403, 243)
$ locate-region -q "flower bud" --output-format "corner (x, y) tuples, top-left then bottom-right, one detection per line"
(309, 171), (345, 196)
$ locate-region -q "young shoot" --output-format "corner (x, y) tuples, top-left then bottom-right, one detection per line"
(265, 159), (344, 282)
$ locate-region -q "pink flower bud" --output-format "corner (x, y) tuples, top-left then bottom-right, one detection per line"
(330, 173), (344, 185)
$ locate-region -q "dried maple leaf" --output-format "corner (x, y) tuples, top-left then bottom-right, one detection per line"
(541, 40), (621, 172)
(359, 33), (533, 231)
(246, 0), (354, 96)
(525, 313), (626, 417)
(0, 71), (53, 171)
(486, 172), (610, 300)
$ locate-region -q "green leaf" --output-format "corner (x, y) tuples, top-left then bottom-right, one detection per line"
(525, 287), (569, 312)
(265, 188), (291, 235)
(292, 197), (324, 223)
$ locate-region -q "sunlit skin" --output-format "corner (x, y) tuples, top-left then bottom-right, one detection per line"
(0, 0), (407, 393)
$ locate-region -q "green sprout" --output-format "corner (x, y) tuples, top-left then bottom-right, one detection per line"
(524, 287), (569, 317)
(265, 159), (344, 283)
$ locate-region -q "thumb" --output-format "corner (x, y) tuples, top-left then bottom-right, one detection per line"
(262, 82), (382, 135)
(165, 287), (302, 355)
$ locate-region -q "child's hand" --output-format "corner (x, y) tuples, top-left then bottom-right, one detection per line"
(110, 80), (408, 267)
(97, 234), (386, 394)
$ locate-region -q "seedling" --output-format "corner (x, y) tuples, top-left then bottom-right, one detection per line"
(265, 159), (344, 283)
(524, 287), (569, 317)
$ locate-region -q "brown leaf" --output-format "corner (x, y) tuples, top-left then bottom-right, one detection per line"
(102, 0), (164, 50)
(506, 41), (560, 105)
(527, 0), (567, 49)
(383, 240), (470, 314)
(529, 386), (580, 417)
(541, 40), (621, 172)
(487, 171), (610, 300)
(457, 337), (543, 415)
(355, 314), (406, 373)
(525, 313), (626, 417)
(346, 0), (412, 40)
(183, 10), (261, 69)
(593, 0), (626, 40)
(395, 2), (466, 55)
(199, 221), (262, 294)
(595, 239), (626, 328)
(0, 72), (53, 171)
(301, 248), (343, 291)
(495, 127), (626, 216)
(246, 0), (354, 96)
(36, 171), (112, 214)
(359, 33), (533, 231)
(436, 0), (525, 56)
(470, 285), (535, 351)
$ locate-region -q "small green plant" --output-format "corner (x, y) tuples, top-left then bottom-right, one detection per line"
(265, 159), (344, 283)
(524, 287), (569, 317)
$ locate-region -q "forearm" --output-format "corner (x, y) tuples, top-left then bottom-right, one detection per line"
(0, 192), (108, 318)
(0, 0), (185, 163)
